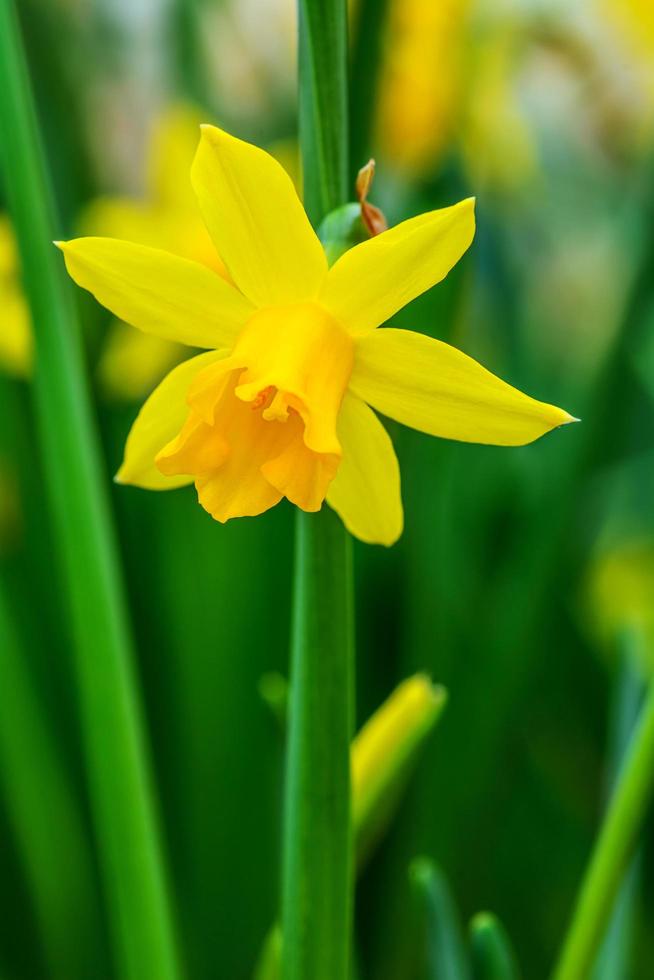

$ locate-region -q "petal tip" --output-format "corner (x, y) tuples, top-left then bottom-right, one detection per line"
(53, 240), (66, 250)
(199, 123), (222, 144)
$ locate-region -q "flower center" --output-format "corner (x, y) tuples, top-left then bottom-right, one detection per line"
(230, 302), (354, 453)
(155, 303), (354, 521)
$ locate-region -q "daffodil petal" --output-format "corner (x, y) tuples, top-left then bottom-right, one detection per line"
(116, 350), (227, 489)
(327, 393), (403, 546)
(319, 198), (475, 334)
(191, 125), (327, 307)
(350, 328), (576, 445)
(57, 238), (253, 348)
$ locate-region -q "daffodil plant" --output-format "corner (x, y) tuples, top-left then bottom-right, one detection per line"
(58, 125), (573, 546)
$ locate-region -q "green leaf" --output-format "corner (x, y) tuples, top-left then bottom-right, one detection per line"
(410, 857), (471, 980)
(318, 202), (368, 265)
(254, 925), (282, 980)
(470, 913), (520, 980)
(552, 625), (654, 980)
(593, 636), (645, 980)
(258, 672), (289, 732)
(0, 4), (180, 977)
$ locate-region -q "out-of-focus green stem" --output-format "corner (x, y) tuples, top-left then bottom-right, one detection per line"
(0, 4), (180, 978)
(0, 576), (99, 978)
(349, 0), (391, 178)
(281, 4), (353, 979)
(593, 634), (643, 979)
(469, 913), (519, 980)
(410, 858), (471, 980)
(551, 628), (654, 980)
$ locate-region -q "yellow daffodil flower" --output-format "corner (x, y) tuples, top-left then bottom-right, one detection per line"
(0, 216), (32, 377)
(58, 126), (574, 546)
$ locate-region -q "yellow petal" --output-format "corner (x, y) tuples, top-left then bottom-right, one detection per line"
(262, 429), (339, 513)
(57, 238), (252, 348)
(319, 198), (475, 334)
(327, 393), (403, 546)
(156, 366), (288, 520)
(191, 125), (327, 307)
(116, 350), (227, 489)
(350, 328), (577, 445)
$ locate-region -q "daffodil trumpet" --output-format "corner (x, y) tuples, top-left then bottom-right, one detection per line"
(58, 125), (575, 547)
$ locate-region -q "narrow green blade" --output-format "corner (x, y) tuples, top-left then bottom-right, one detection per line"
(470, 912), (520, 980)
(410, 857), (471, 980)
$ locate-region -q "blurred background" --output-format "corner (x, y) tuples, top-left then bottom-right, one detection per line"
(1, 0), (654, 977)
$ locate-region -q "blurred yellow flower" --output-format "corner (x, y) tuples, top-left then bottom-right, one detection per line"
(0, 216), (32, 377)
(599, 0), (654, 149)
(58, 126), (574, 545)
(460, 23), (537, 193)
(377, 0), (536, 189)
(352, 674), (445, 862)
(587, 540), (654, 657)
(85, 105), (228, 400)
(377, 0), (470, 174)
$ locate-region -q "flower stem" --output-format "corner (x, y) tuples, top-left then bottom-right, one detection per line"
(0, 4), (180, 978)
(283, 509), (355, 980)
(281, 9), (353, 974)
(551, 627), (654, 980)
(296, 0), (349, 224)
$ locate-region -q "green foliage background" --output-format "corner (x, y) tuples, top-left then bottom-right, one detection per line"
(1, 0), (654, 977)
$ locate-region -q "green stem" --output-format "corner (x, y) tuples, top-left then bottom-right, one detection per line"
(297, 0), (349, 224)
(281, 5), (353, 978)
(0, 4), (180, 978)
(551, 628), (654, 980)
(282, 510), (354, 980)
